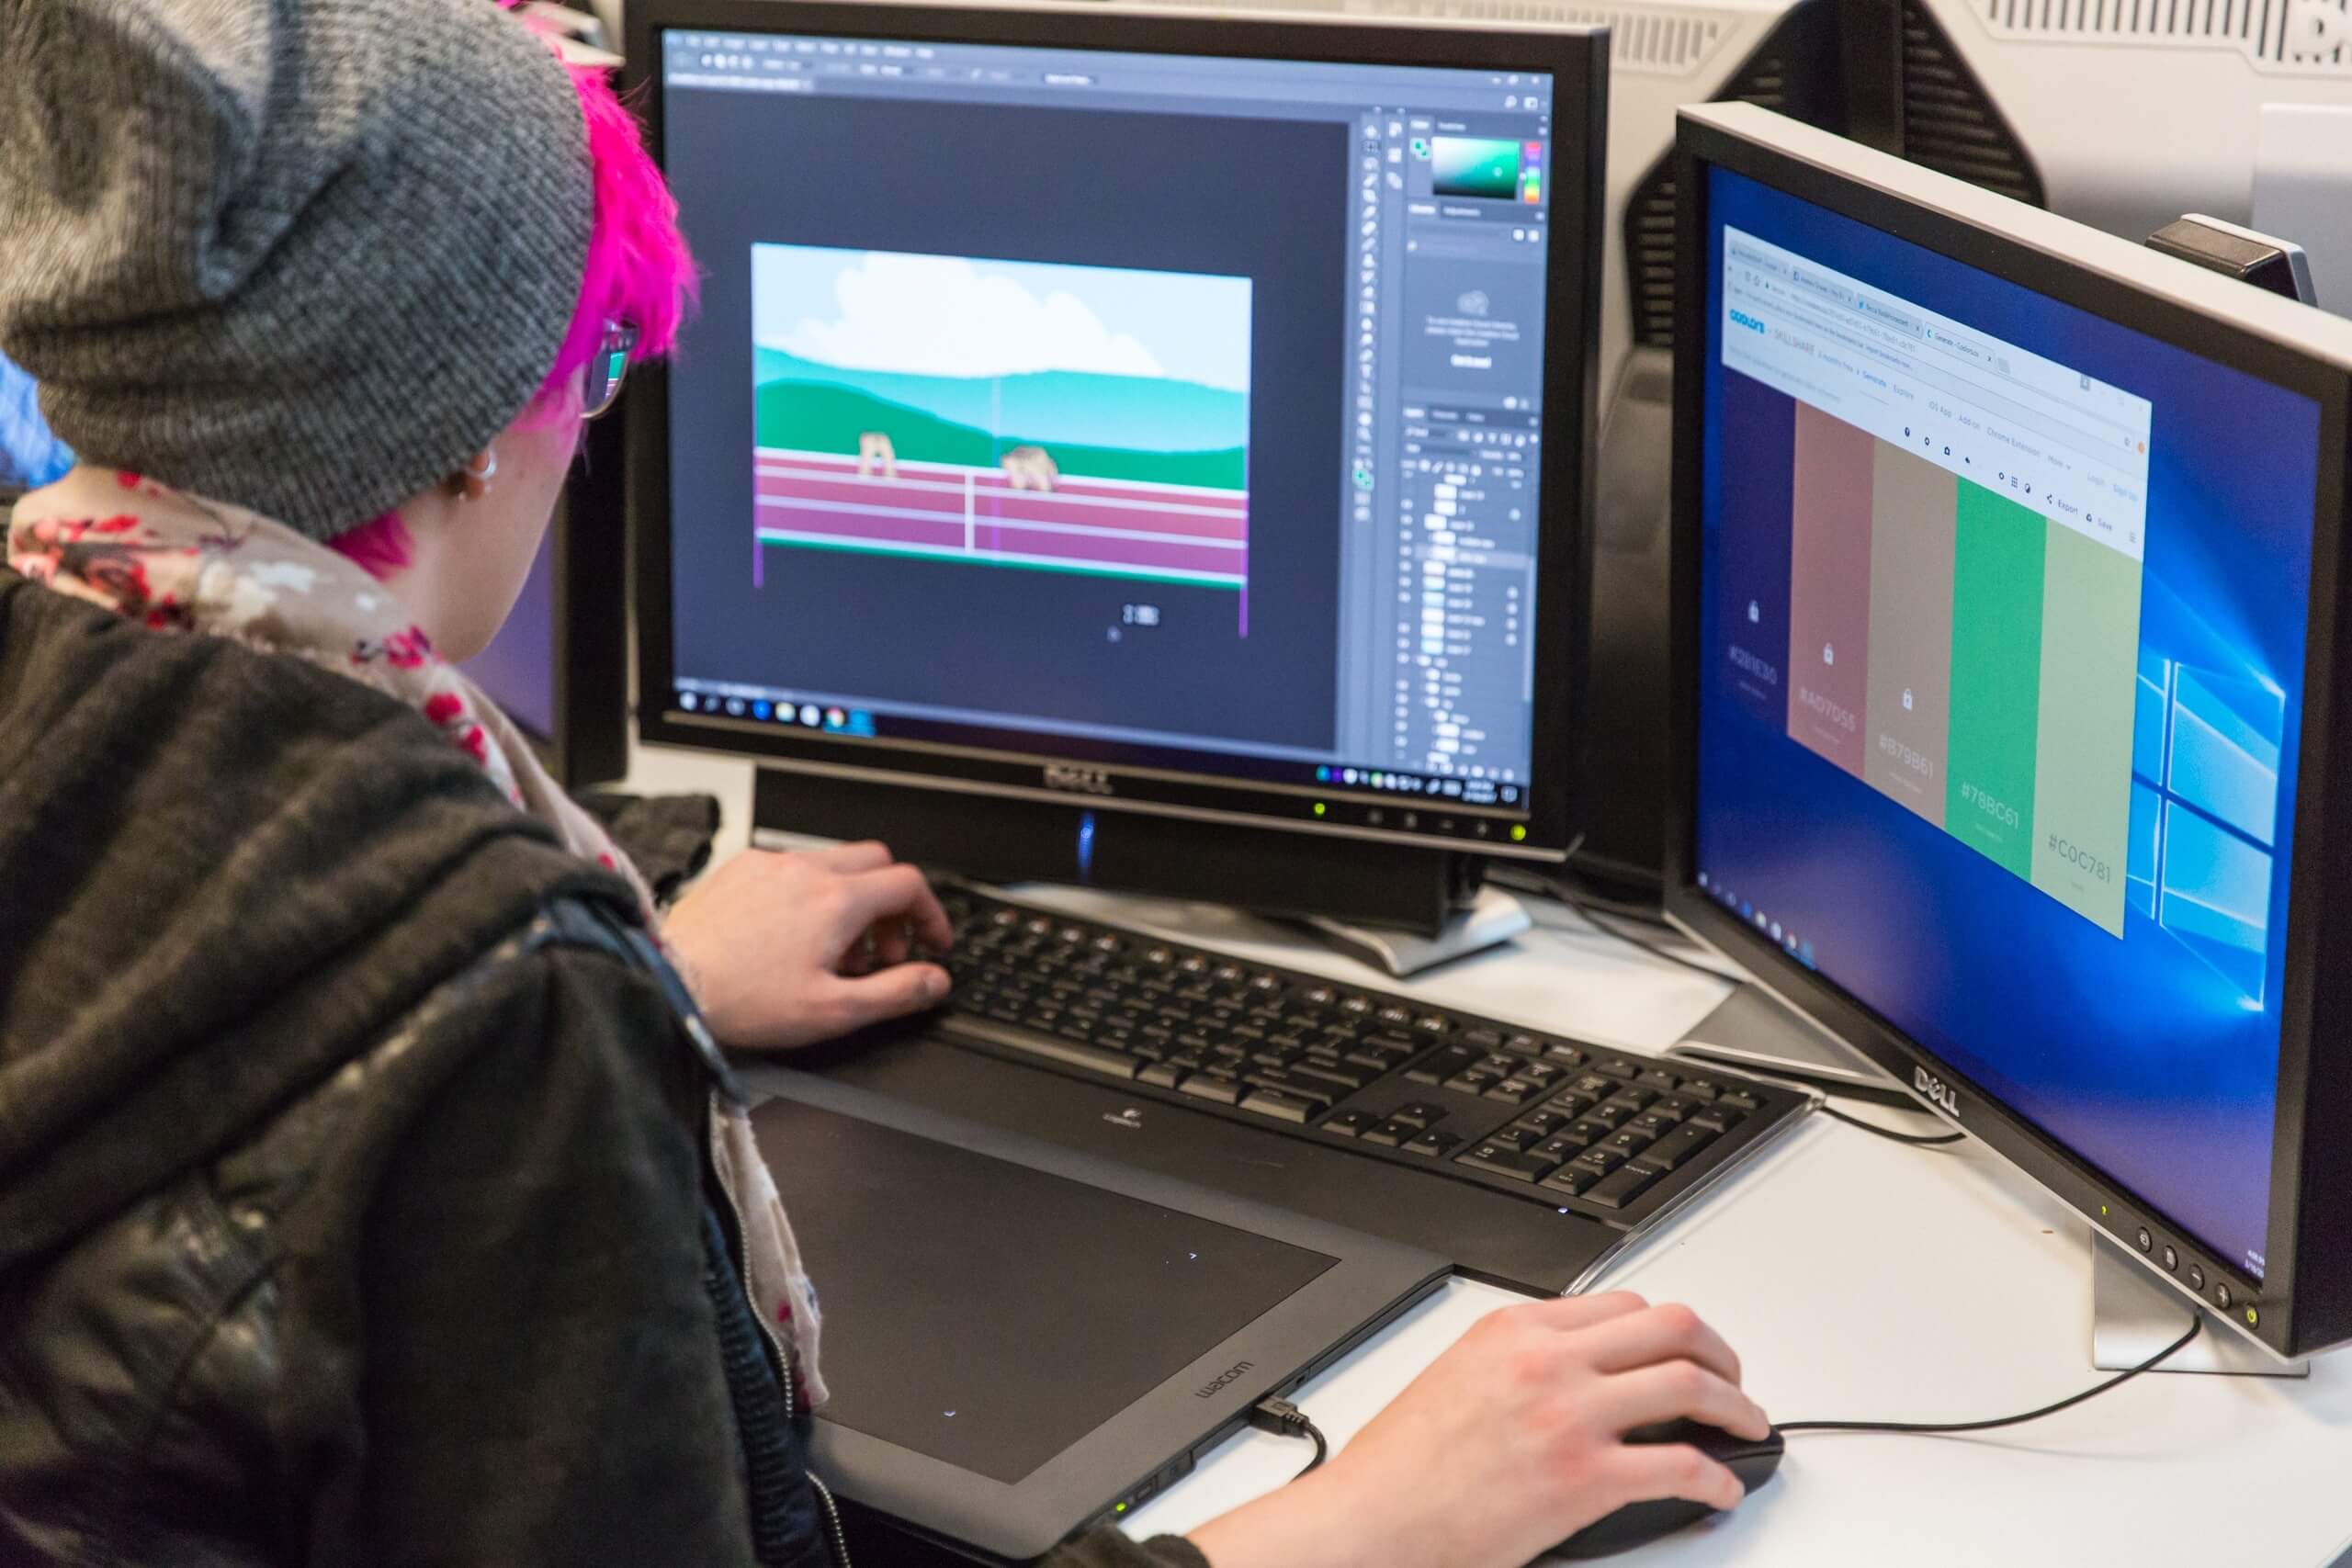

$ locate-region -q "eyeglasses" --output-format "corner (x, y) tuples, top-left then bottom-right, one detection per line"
(582, 320), (639, 420)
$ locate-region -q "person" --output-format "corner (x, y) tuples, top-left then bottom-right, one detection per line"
(0, 2), (1770, 1563)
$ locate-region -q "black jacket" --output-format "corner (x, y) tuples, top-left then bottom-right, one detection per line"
(0, 569), (1205, 1568)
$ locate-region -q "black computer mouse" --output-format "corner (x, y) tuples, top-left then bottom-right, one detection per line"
(1547, 1419), (1785, 1561)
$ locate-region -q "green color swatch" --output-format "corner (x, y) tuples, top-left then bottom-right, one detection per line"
(2029, 523), (2144, 935)
(1944, 480), (2046, 877)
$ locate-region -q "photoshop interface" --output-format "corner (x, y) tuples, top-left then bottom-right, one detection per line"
(1694, 168), (2321, 1279)
(659, 32), (1555, 806)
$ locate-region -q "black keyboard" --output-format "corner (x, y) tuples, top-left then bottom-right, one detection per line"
(934, 887), (1810, 1227)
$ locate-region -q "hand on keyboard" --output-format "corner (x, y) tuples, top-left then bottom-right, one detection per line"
(663, 841), (954, 1051)
(1185, 1292), (1768, 1568)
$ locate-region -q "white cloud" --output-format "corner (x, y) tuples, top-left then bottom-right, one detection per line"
(777, 252), (1170, 381)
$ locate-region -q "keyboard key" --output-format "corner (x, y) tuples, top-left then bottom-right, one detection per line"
(1573, 1147), (1628, 1176)
(1581, 1103), (1634, 1131)
(1569, 1074), (1618, 1099)
(1635, 1123), (1719, 1172)
(1649, 1095), (1698, 1123)
(1137, 1061), (1188, 1088)
(1389, 1101), (1447, 1130)
(1531, 1134), (1586, 1164)
(1542, 1043), (1588, 1066)
(1678, 1078), (1723, 1102)
(1377, 1005), (1414, 1027)
(1240, 1088), (1324, 1123)
(1718, 1091), (1763, 1112)
(1602, 1087), (1657, 1112)
(1484, 1079), (1540, 1106)
(1179, 1073), (1244, 1106)
(1503, 1032), (1544, 1055)
(1463, 1028), (1505, 1049)
(1363, 1033), (1421, 1057)
(1489, 1124), (1543, 1152)
(1636, 1068), (1681, 1093)
(1607, 1129), (1657, 1158)
(1583, 1163), (1663, 1210)
(1302, 985), (1338, 1006)
(1517, 1108), (1573, 1137)
(1290, 1060), (1374, 1092)
(1402, 1129), (1462, 1157)
(1541, 1164), (1599, 1196)
(1565, 1118), (1615, 1145)
(1545, 1090), (1598, 1119)
(1595, 1056), (1643, 1080)
(1360, 1122), (1408, 1147)
(1322, 1109), (1380, 1138)
(1689, 1107), (1746, 1134)
(1408, 1046), (1478, 1086)
(1241, 1069), (1334, 1109)
(955, 1017), (1137, 1078)
(1625, 1111), (1677, 1139)
(1445, 1073), (1502, 1095)
(1457, 1144), (1561, 1181)
(1415, 1014), (1451, 1034)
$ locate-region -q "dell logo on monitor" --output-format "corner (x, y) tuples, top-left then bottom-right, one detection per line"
(1728, 309), (1766, 333)
(1195, 1360), (1255, 1399)
(1915, 1066), (1960, 1117)
(1044, 763), (1115, 796)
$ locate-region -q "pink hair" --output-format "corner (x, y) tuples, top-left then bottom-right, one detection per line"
(537, 62), (698, 413)
(329, 47), (696, 577)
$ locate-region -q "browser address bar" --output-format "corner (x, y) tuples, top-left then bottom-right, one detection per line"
(1729, 273), (2131, 469)
(1724, 239), (2141, 450)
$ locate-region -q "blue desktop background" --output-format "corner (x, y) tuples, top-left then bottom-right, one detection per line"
(1695, 168), (2324, 1278)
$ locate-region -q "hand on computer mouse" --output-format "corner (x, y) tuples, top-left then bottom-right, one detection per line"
(663, 840), (954, 1050)
(1185, 1292), (1767, 1568)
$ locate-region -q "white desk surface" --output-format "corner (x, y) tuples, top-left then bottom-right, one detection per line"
(627, 744), (2352, 1567)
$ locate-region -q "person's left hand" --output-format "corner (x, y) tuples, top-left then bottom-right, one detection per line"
(662, 841), (954, 1051)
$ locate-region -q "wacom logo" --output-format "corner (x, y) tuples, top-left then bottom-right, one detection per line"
(1729, 309), (1766, 333)
(1195, 1361), (1255, 1399)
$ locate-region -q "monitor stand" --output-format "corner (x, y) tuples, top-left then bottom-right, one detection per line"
(1666, 981), (1905, 1099)
(2089, 1233), (2307, 1377)
(1298, 885), (1532, 977)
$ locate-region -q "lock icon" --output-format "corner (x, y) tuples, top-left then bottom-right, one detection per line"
(1748, 600), (1760, 624)
(1823, 643), (1835, 666)
(1902, 688), (1914, 711)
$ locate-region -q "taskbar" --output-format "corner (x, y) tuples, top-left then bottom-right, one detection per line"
(667, 680), (1530, 813)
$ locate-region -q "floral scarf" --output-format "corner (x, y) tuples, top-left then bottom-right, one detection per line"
(7, 466), (828, 1408)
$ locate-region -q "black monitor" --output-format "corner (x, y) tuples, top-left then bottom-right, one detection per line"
(1668, 102), (2352, 1359)
(626, 0), (1606, 931)
(461, 412), (631, 790)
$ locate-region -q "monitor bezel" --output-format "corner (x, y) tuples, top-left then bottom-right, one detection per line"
(1665, 103), (2352, 1359)
(624, 0), (1605, 862)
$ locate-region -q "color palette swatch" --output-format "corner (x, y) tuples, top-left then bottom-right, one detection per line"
(1430, 137), (1523, 200)
(1783, 405), (2144, 934)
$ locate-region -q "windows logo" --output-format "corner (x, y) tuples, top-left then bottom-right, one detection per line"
(2128, 648), (2283, 1007)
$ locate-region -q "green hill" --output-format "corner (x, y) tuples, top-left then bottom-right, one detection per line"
(755, 379), (1246, 492)
(752, 347), (1249, 455)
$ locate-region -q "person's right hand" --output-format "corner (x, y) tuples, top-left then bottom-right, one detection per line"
(1184, 1292), (1770, 1568)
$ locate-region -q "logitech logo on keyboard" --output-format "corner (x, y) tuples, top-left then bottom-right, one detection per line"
(1103, 1108), (1144, 1131)
(1044, 762), (1114, 796)
(1915, 1066), (1960, 1116)
(1195, 1361), (1255, 1399)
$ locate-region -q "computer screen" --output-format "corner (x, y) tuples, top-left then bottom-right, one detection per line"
(1690, 164), (2324, 1282)
(465, 527), (559, 741)
(640, 15), (1599, 854)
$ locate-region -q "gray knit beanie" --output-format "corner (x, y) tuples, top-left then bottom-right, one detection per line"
(0, 0), (593, 538)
